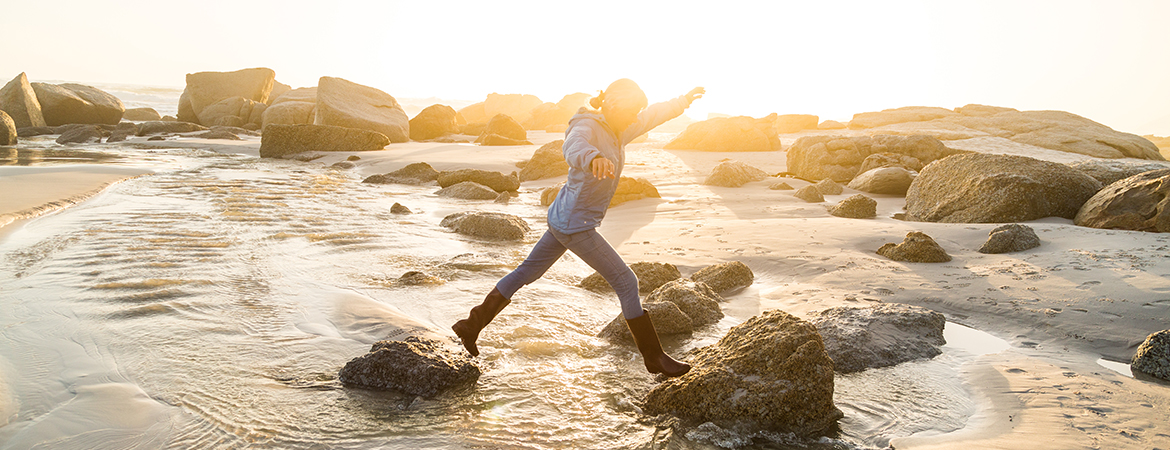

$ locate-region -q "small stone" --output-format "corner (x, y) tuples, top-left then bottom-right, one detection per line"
(332, 161), (356, 169)
(828, 194), (877, 219)
(690, 261), (753, 293)
(347, 155), (361, 161)
(390, 203), (412, 214)
(811, 303), (946, 373)
(814, 179), (843, 195)
(794, 185), (824, 202)
(338, 336), (480, 397)
(877, 231), (951, 262)
(396, 271), (443, 286)
(978, 224), (1041, 254)
(440, 211), (530, 240)
(597, 301), (693, 343)
(435, 181), (499, 200)
(769, 181), (794, 190)
(1131, 329), (1170, 381)
(580, 261), (682, 294)
(644, 279), (724, 327)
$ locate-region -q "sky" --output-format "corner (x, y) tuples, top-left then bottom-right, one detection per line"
(3, 0), (1168, 135)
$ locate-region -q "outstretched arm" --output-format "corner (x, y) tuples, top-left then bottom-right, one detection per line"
(623, 87), (705, 142)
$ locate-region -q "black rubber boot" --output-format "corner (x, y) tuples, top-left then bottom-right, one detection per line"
(452, 287), (510, 356)
(626, 309), (691, 377)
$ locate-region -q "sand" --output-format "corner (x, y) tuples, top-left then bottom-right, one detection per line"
(9, 130), (1169, 448)
(0, 165), (153, 239)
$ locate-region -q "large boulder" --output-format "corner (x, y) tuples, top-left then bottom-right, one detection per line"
(847, 167), (916, 195)
(774, 114), (820, 134)
(579, 261), (682, 294)
(338, 336), (480, 397)
(313, 76), (409, 143)
(0, 110), (15, 145)
(267, 80), (292, 105)
(458, 93), (544, 125)
(1130, 329), (1170, 381)
(611, 177), (660, 206)
(474, 114), (527, 143)
(440, 211), (530, 241)
(58, 83), (124, 125)
(258, 123), (389, 158)
(644, 279), (724, 328)
(978, 223), (1041, 254)
(518, 140), (568, 181)
(703, 160), (769, 187)
(858, 152), (924, 173)
(197, 96), (265, 128)
(362, 162), (440, 185)
(828, 194), (877, 219)
(689, 261), (753, 293)
(597, 301), (693, 343)
(122, 107), (161, 121)
(905, 153), (1104, 223)
(643, 309), (843, 437)
(786, 134), (956, 182)
(664, 115), (780, 152)
(270, 86), (317, 105)
(0, 73), (47, 128)
(136, 121), (208, 136)
(262, 101), (316, 128)
(810, 304), (946, 373)
(181, 68), (275, 126)
(524, 93), (590, 130)
(436, 169), (519, 193)
(1074, 168), (1170, 232)
(877, 231), (951, 262)
(849, 106), (959, 129)
(1066, 159), (1170, 186)
(434, 181), (500, 200)
(409, 104), (459, 141)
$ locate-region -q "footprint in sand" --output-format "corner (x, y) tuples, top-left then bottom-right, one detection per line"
(1076, 280), (1102, 290)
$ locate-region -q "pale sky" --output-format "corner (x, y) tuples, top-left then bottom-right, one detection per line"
(3, 0), (1168, 135)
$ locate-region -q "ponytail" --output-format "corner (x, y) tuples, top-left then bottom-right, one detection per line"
(589, 91), (605, 109)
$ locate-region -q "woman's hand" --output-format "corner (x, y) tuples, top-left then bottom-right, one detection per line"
(591, 156), (615, 179)
(685, 87), (705, 106)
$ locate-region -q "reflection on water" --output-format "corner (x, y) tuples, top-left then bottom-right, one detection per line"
(0, 146), (124, 166)
(1097, 358), (1134, 377)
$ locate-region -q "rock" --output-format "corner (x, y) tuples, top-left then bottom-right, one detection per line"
(440, 211), (530, 240)
(396, 271), (443, 286)
(818, 120), (847, 130)
(611, 177), (661, 206)
(786, 134), (957, 182)
(331, 161), (355, 169)
(906, 153), (1103, 223)
(703, 160), (769, 187)
(338, 336), (480, 397)
(493, 191), (511, 204)
(0, 73), (47, 128)
(147, 136), (166, 141)
(55, 125), (104, 144)
(258, 124), (389, 158)
(1130, 329), (1170, 381)
(363, 162), (441, 185)
(580, 261), (682, 294)
(769, 181), (794, 190)
(1074, 168), (1170, 232)
(182, 68), (275, 125)
(849, 106), (959, 129)
(645, 279), (724, 328)
(347, 155), (361, 161)
(271, 87), (317, 106)
(0, 110), (15, 145)
(774, 114), (819, 133)
(436, 169), (519, 193)
(459, 93), (544, 125)
(17, 126), (54, 137)
(267, 80), (291, 106)
(597, 301), (693, 343)
(434, 181), (500, 200)
(847, 167), (916, 195)
(524, 93), (590, 130)
(814, 179), (842, 195)
(314, 76), (409, 143)
(135, 121), (208, 136)
(540, 184), (562, 206)
(262, 101), (316, 128)
(390, 203), (412, 214)
(858, 152), (924, 173)
(877, 231), (951, 262)
(978, 224), (1041, 253)
(122, 107), (161, 121)
(57, 83), (124, 125)
(459, 122), (487, 136)
(1066, 159), (1170, 186)
(475, 133), (532, 146)
(690, 261), (753, 293)
(643, 309), (842, 437)
(197, 96), (264, 128)
(194, 129), (243, 140)
(793, 185), (824, 203)
(106, 123), (137, 143)
(518, 140), (568, 181)
(409, 104), (459, 141)
(810, 304), (946, 373)
(475, 114), (527, 142)
(31, 83), (92, 126)
(664, 115), (780, 152)
(160, 115), (177, 122)
(828, 194), (877, 219)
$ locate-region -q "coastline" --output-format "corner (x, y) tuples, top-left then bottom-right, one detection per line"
(0, 165), (153, 242)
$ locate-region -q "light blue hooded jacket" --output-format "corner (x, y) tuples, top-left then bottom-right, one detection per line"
(547, 96), (689, 235)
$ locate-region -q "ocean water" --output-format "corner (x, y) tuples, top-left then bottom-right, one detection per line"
(0, 85), (1005, 449)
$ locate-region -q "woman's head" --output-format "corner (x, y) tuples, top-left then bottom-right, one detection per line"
(591, 78), (647, 132)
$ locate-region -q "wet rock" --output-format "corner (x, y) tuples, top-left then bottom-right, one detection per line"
(347, 155), (361, 161)
(331, 161), (355, 169)
(409, 104), (459, 141)
(828, 194), (877, 219)
(1067, 159), (1170, 186)
(810, 303), (946, 373)
(580, 261), (682, 294)
(907, 153), (1103, 223)
(122, 107), (161, 121)
(182, 68), (275, 126)
(793, 185), (824, 203)
(518, 140), (568, 181)
(17, 126), (54, 137)
(0, 110), (15, 145)
(769, 181), (793, 190)
(814, 179), (843, 195)
(774, 114), (819, 133)
(664, 115), (780, 152)
(643, 309), (842, 437)
(786, 134), (957, 182)
(258, 123), (389, 158)
(193, 129), (243, 140)
(475, 113), (527, 143)
(474, 133), (532, 146)
(978, 223), (1041, 254)
(434, 181), (499, 200)
(147, 136), (166, 141)
(396, 271), (443, 286)
(106, 122), (137, 143)
(55, 125), (104, 144)
(363, 162), (440, 185)
(1131, 329), (1170, 381)
(703, 160), (770, 187)
(859, 152), (925, 173)
(390, 203), (412, 214)
(690, 261), (753, 293)
(136, 121), (208, 136)
(610, 177), (661, 206)
(338, 336), (480, 397)
(877, 231), (951, 262)
(315, 76), (409, 143)
(597, 301), (693, 343)
(645, 279), (724, 328)
(0, 72), (47, 128)
(440, 211), (530, 241)
(436, 168), (520, 193)
(847, 167), (916, 196)
(1074, 168), (1170, 232)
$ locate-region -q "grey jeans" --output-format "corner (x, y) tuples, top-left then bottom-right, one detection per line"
(496, 228), (643, 319)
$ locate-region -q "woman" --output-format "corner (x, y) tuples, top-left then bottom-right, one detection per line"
(453, 79), (704, 377)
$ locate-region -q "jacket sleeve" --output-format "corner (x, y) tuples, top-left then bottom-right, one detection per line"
(563, 122), (602, 170)
(623, 95), (689, 142)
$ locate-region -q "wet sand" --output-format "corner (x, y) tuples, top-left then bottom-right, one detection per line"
(0, 165), (153, 238)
